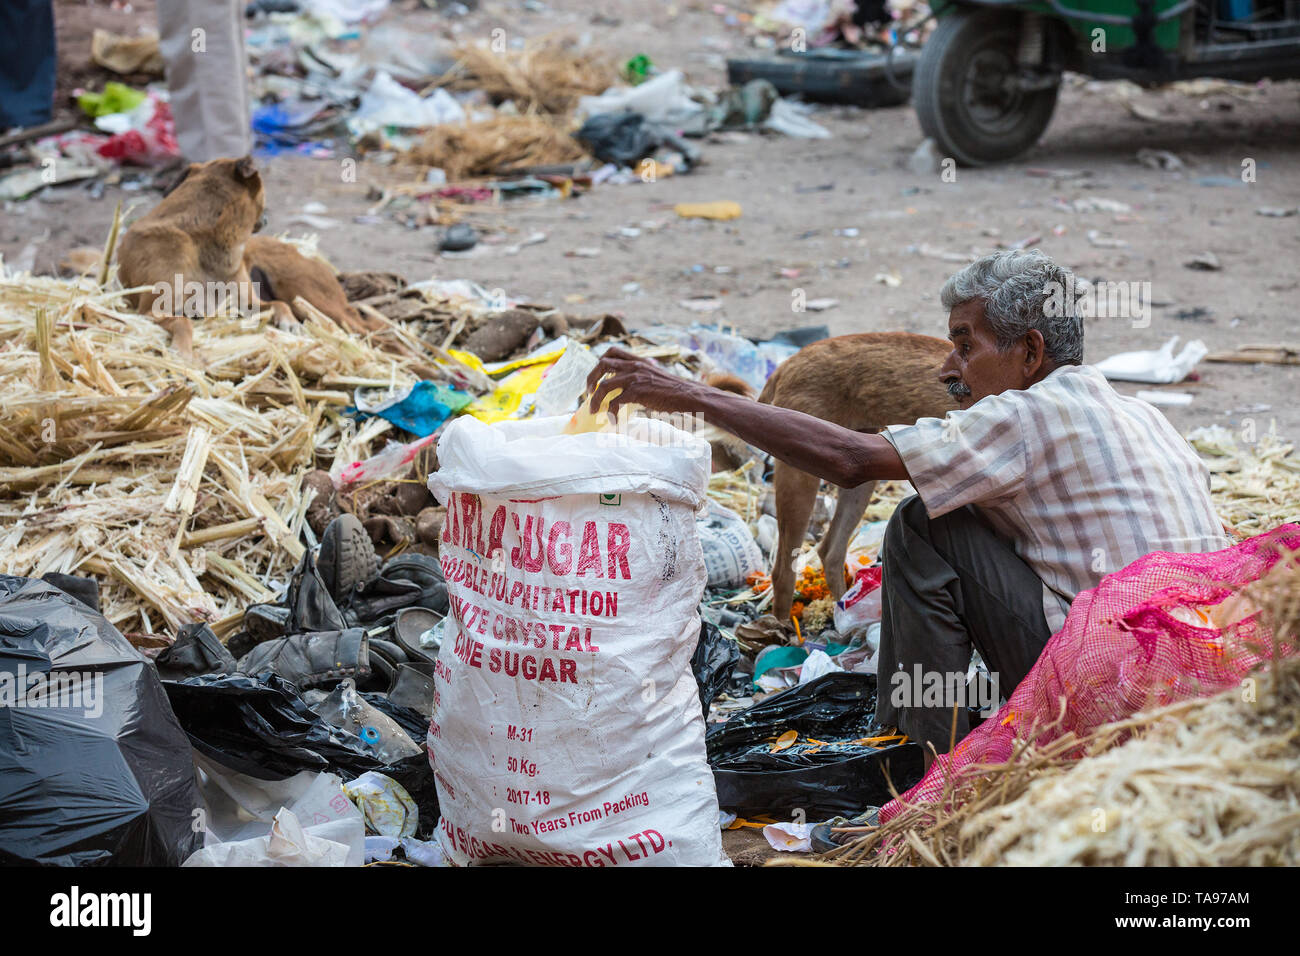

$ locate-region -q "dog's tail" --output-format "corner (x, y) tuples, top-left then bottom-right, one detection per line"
(706, 372), (755, 400)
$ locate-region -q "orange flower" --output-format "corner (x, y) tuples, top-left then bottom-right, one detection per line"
(794, 565), (831, 602)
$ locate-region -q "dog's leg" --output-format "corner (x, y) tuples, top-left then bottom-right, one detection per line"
(156, 314), (195, 360)
(267, 300), (301, 332)
(771, 460), (820, 622)
(818, 481), (877, 602)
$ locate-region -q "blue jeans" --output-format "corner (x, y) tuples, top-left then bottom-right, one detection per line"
(0, 0), (55, 128)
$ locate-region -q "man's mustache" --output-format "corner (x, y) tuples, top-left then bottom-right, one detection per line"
(947, 380), (972, 399)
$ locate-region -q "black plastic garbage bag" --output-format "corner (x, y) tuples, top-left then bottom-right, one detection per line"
(163, 672), (439, 838)
(0, 574), (203, 866)
(706, 672), (924, 818)
(575, 111), (661, 166)
(691, 620), (739, 718)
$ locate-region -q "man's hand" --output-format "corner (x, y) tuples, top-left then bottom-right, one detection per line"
(585, 346), (706, 415)
(581, 345), (909, 489)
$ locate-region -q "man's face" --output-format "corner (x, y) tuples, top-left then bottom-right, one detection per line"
(938, 300), (1033, 409)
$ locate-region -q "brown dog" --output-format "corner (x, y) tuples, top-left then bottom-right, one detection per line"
(242, 235), (378, 336)
(116, 156), (267, 357)
(757, 332), (957, 621)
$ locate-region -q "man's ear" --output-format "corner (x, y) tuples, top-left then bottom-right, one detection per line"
(162, 163), (196, 197)
(1024, 329), (1048, 377)
(235, 155), (257, 180)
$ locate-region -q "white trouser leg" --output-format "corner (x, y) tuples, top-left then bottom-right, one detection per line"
(157, 0), (252, 161)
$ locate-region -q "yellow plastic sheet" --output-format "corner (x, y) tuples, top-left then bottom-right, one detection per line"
(463, 362), (553, 423)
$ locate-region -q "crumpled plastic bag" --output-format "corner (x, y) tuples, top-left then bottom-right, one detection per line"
(184, 769), (365, 867)
(343, 771), (419, 838)
(1095, 336), (1207, 384)
(77, 81), (147, 117)
(577, 70), (704, 126)
(185, 806), (357, 867)
(351, 70), (464, 132)
(763, 821), (813, 852)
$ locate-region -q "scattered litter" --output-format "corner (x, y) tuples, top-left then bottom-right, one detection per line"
(1136, 148), (1184, 171)
(1195, 175), (1247, 188)
(407, 115), (585, 181)
(1095, 336), (1208, 384)
(351, 71), (465, 134)
(91, 29), (165, 76)
(440, 223), (479, 252)
(675, 200), (743, 221)
(1136, 389), (1194, 407)
(578, 69), (705, 126)
(439, 36), (617, 116)
(764, 98), (831, 139)
(1086, 229), (1128, 248)
(907, 138), (941, 176)
(1124, 98), (1164, 122)
(503, 231), (548, 255)
(763, 822), (813, 852)
(1205, 344), (1300, 366)
(342, 771), (419, 838)
(1184, 251), (1221, 271)
(1071, 197), (1131, 214)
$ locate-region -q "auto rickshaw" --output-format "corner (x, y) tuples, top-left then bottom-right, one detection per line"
(914, 0), (1300, 164)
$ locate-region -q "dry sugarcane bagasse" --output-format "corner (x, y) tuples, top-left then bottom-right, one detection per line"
(0, 259), (521, 644)
(789, 553), (1300, 868)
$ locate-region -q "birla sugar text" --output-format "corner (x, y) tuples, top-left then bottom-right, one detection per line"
(442, 492), (633, 580)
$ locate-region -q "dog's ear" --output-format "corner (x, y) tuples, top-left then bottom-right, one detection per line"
(162, 163), (195, 198)
(234, 155), (258, 181)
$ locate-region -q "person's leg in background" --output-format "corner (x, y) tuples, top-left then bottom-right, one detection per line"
(874, 495), (1053, 760)
(157, 0), (252, 161)
(0, 0), (56, 130)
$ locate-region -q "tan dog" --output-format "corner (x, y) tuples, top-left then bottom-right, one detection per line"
(757, 332), (957, 621)
(242, 235), (379, 336)
(116, 156), (267, 358)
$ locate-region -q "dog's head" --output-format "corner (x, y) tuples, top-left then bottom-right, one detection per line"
(164, 155), (267, 232)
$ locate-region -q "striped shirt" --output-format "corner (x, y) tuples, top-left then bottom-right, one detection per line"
(881, 364), (1228, 632)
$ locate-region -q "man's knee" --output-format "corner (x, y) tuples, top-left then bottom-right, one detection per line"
(883, 494), (928, 559)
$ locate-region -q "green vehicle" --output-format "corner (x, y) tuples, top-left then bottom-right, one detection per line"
(914, 0), (1300, 164)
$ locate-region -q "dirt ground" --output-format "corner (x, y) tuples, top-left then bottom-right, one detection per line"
(8, 0), (1300, 441)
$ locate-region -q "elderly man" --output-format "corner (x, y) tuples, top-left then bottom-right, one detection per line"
(586, 249), (1228, 755)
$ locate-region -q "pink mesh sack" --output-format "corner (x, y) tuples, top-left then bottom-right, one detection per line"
(881, 524), (1300, 822)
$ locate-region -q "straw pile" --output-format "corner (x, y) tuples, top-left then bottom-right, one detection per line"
(815, 551), (1300, 867)
(1188, 424), (1300, 537)
(0, 272), (420, 641)
(406, 114), (586, 181)
(436, 35), (617, 116)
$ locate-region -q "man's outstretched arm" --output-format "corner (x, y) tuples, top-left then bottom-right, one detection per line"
(585, 347), (910, 489)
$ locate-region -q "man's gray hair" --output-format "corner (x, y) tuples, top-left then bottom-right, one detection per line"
(940, 249), (1084, 365)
